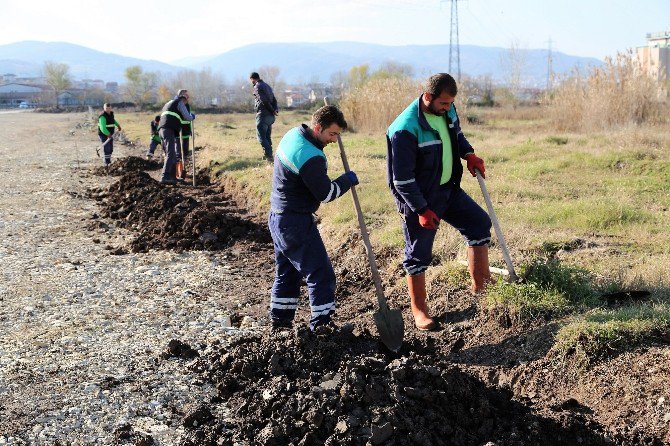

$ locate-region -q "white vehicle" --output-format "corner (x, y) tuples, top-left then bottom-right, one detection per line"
(18, 101), (29, 109)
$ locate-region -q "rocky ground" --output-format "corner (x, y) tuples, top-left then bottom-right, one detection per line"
(1, 111), (669, 446)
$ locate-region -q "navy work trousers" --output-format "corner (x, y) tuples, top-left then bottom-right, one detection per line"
(402, 185), (492, 276)
(98, 133), (113, 165)
(268, 212), (336, 330)
(147, 139), (162, 156)
(159, 128), (178, 181)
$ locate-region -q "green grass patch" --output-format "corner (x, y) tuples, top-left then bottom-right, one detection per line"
(529, 200), (655, 231)
(553, 303), (670, 368)
(546, 136), (569, 145)
(486, 258), (604, 322)
(212, 157), (265, 172)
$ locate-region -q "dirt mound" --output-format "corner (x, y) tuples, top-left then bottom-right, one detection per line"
(91, 155), (162, 176)
(173, 329), (611, 446)
(90, 168), (269, 253)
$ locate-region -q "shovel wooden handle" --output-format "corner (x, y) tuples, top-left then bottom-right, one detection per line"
(191, 121), (197, 187)
(475, 169), (518, 281)
(324, 98), (388, 310)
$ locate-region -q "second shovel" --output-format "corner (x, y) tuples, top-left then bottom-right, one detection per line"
(325, 98), (404, 352)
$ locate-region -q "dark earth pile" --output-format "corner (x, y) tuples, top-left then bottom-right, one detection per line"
(91, 155), (163, 176)
(88, 158), (269, 253)
(171, 328), (611, 446)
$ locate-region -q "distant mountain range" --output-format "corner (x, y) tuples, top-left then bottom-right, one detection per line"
(0, 40), (602, 87)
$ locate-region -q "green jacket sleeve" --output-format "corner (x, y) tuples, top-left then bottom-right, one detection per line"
(98, 116), (110, 136)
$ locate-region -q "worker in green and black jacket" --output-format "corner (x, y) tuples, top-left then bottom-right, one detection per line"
(158, 89), (195, 185)
(98, 103), (122, 166)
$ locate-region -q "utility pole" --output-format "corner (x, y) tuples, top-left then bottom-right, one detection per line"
(442, 0), (462, 81)
(546, 37), (553, 91)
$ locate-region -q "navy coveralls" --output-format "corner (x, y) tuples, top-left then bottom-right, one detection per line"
(269, 125), (356, 329)
(387, 96), (492, 276)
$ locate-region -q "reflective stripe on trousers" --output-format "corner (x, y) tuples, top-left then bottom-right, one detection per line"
(268, 211), (336, 330)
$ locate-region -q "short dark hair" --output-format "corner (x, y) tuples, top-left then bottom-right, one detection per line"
(312, 105), (347, 130)
(249, 72), (260, 80)
(103, 103), (112, 108)
(425, 73), (458, 97)
(154, 115), (160, 121)
(177, 89), (188, 97)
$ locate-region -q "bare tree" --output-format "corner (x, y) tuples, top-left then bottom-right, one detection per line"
(166, 68), (226, 108)
(499, 40), (527, 107)
(347, 64), (370, 89)
(378, 61), (414, 78)
(256, 65), (280, 87)
(43, 61), (72, 108)
(124, 65), (159, 106)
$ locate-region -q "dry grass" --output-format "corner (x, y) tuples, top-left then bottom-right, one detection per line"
(339, 76), (422, 133)
(543, 50), (669, 131)
(339, 74), (481, 133)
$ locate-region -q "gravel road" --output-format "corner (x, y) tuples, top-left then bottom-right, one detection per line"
(0, 112), (265, 445)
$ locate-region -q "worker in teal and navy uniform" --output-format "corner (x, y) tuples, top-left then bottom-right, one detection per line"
(98, 103), (122, 166)
(268, 105), (358, 331)
(387, 73), (492, 331)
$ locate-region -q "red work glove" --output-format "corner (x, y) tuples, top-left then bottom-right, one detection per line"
(418, 208), (440, 230)
(465, 153), (485, 178)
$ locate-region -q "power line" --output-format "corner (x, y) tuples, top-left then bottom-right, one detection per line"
(443, 0), (462, 80)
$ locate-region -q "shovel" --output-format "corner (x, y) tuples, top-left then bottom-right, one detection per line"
(324, 98), (404, 352)
(475, 169), (519, 282)
(191, 121), (197, 187)
(95, 137), (113, 157)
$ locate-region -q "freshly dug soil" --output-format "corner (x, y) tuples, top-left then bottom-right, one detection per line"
(174, 328), (611, 446)
(88, 157), (270, 254)
(91, 155), (163, 176)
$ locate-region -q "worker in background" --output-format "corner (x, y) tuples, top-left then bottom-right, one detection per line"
(98, 103), (122, 167)
(158, 89), (195, 185)
(250, 71), (278, 162)
(146, 115), (162, 160)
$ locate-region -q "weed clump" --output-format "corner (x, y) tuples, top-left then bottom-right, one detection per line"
(486, 258), (603, 323)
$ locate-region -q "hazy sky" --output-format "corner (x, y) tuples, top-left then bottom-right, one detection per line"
(1, 0), (668, 62)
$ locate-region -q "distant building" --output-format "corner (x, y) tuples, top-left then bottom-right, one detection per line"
(78, 79), (106, 90)
(284, 89), (308, 108)
(0, 83), (44, 107)
(1, 73), (17, 84)
(637, 30), (670, 81)
(105, 82), (119, 93)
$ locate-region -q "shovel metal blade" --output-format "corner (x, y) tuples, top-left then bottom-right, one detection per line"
(373, 308), (404, 352)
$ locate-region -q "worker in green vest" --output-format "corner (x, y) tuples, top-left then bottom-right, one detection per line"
(98, 103), (122, 166)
